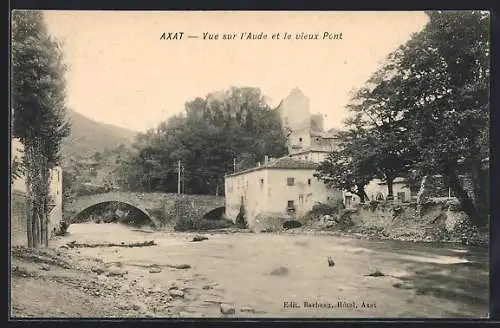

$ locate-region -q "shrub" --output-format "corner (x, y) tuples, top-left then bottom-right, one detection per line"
(235, 205), (247, 229)
(54, 221), (70, 236)
(368, 200), (379, 212)
(337, 209), (356, 229)
(306, 202), (344, 220)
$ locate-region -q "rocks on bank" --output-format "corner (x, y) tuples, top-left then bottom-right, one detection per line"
(240, 200), (488, 246)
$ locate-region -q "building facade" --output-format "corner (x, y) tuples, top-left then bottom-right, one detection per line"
(342, 178), (415, 208)
(11, 138), (63, 246)
(223, 88), (345, 229)
(276, 88), (340, 156)
(225, 157), (342, 230)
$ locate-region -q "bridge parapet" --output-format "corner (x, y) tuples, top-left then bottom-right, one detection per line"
(64, 192), (225, 229)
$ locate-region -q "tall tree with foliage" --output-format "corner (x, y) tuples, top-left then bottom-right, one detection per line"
(321, 11), (489, 220)
(120, 87), (288, 195)
(12, 11), (71, 247)
(393, 10), (490, 225)
(315, 126), (379, 203)
(342, 61), (418, 199)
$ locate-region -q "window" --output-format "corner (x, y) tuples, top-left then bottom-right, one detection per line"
(287, 200), (295, 213)
(287, 177), (295, 186)
(299, 138), (303, 142)
(345, 196), (352, 208)
(307, 178), (311, 185)
(260, 178), (264, 184)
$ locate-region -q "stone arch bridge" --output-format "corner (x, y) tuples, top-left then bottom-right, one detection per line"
(64, 192), (225, 229)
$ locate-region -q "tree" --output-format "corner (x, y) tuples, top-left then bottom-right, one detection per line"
(392, 11), (490, 225)
(120, 86), (288, 195)
(343, 61), (417, 200)
(314, 130), (374, 203)
(12, 11), (71, 247)
(11, 154), (24, 184)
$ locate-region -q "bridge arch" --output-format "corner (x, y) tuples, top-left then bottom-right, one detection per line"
(65, 192), (226, 230)
(70, 200), (160, 228)
(202, 206), (226, 220)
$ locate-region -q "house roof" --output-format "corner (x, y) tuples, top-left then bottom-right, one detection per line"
(225, 156), (317, 178)
(310, 129), (339, 138)
(267, 157), (318, 169)
(288, 148), (331, 157)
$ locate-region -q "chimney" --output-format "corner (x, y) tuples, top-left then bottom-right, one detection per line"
(264, 155), (269, 164)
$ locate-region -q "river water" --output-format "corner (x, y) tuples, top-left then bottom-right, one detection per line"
(54, 223), (490, 318)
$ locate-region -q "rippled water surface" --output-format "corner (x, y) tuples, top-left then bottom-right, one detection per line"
(55, 223), (489, 318)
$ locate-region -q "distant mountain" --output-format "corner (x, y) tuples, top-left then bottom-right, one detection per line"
(61, 110), (138, 166)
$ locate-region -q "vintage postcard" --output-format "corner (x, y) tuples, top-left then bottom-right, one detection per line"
(10, 10), (490, 319)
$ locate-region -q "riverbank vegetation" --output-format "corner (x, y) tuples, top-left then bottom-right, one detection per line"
(315, 11), (490, 228)
(12, 11), (71, 247)
(117, 87), (288, 196)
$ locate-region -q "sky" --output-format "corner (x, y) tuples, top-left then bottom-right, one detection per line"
(42, 11), (429, 133)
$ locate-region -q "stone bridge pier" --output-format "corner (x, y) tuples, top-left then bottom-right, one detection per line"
(64, 192), (225, 230)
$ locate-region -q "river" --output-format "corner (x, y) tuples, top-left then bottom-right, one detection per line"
(52, 223), (489, 318)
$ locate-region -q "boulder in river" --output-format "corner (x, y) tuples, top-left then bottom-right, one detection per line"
(220, 303), (235, 315)
(91, 266), (105, 275)
(166, 264), (191, 270)
(106, 267), (128, 277)
(39, 264), (50, 271)
(240, 306), (255, 313)
(192, 235), (209, 242)
(365, 269), (385, 277)
(169, 289), (184, 298)
(149, 266), (162, 274)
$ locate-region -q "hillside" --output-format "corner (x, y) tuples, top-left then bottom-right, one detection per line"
(61, 110), (138, 165)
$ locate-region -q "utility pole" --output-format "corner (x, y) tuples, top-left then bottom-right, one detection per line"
(181, 165), (185, 194)
(177, 160), (181, 194)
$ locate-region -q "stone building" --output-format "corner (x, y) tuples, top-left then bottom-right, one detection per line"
(10, 138), (63, 246)
(343, 171), (488, 209)
(276, 87), (340, 163)
(224, 88), (343, 230)
(225, 156), (342, 231)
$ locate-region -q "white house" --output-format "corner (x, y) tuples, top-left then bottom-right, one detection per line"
(223, 88), (346, 230)
(11, 138), (63, 246)
(225, 156), (343, 231)
(342, 177), (415, 208)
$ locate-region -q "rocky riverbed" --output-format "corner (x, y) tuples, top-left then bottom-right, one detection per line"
(10, 223), (490, 318)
